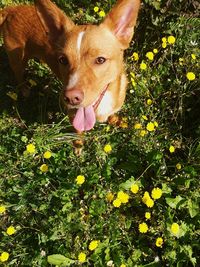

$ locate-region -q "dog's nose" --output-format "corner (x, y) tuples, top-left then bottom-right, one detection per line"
(64, 88), (84, 106)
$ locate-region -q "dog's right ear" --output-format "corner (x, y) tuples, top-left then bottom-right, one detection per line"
(34, 0), (74, 41)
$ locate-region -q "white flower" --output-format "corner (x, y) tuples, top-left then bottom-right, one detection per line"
(107, 260), (114, 267)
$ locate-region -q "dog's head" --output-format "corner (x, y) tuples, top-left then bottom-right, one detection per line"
(35, 0), (140, 131)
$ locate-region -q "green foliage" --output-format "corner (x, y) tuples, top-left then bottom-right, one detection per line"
(0, 0), (200, 266)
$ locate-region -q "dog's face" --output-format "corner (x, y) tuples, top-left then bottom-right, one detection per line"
(35, 0), (140, 131)
(58, 25), (124, 108)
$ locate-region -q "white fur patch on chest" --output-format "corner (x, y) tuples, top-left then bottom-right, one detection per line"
(77, 31), (85, 54)
(96, 91), (113, 117)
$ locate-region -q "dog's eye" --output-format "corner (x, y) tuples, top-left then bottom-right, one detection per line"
(95, 57), (106, 65)
(58, 55), (69, 65)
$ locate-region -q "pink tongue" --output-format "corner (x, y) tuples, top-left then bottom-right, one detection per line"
(73, 105), (96, 132)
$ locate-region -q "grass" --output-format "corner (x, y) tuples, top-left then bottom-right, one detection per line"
(0, 0), (200, 266)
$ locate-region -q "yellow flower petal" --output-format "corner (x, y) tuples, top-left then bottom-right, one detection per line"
(6, 226), (16, 235)
(40, 164), (48, 173)
(140, 62), (147, 70)
(113, 198), (121, 208)
(139, 222), (148, 233)
(151, 187), (162, 200)
(146, 51), (154, 60)
(167, 35), (176, 44)
(131, 184), (139, 194)
(76, 175), (85, 185)
(186, 72), (195, 81)
(171, 223), (180, 235)
(146, 122), (155, 132)
(26, 144), (36, 154)
(0, 252), (9, 262)
(89, 240), (99, 251)
(0, 205), (6, 214)
(156, 237), (163, 247)
(43, 151), (52, 159)
(78, 252), (86, 263)
(169, 145), (175, 153)
(104, 144), (112, 153)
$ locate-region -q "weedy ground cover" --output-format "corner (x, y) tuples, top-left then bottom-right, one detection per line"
(0, 0), (199, 266)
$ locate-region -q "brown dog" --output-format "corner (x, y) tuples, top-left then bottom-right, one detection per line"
(0, 0), (140, 131)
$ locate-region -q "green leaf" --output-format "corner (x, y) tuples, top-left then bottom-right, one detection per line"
(165, 196), (183, 209)
(47, 254), (75, 266)
(188, 199), (199, 218)
(119, 176), (136, 190)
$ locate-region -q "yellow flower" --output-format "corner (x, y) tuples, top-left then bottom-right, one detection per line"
(176, 163), (182, 170)
(117, 191), (129, 204)
(106, 192), (114, 202)
(26, 143), (36, 154)
(130, 72), (135, 78)
(76, 175), (85, 185)
(168, 35), (176, 44)
(0, 205), (6, 214)
(40, 164), (48, 173)
(169, 145), (175, 153)
(113, 198), (121, 208)
(146, 52), (154, 60)
(154, 121), (158, 127)
(140, 130), (147, 137)
(104, 144), (112, 153)
(43, 151), (52, 159)
(0, 252), (9, 262)
(162, 42), (167, 48)
(186, 72), (195, 81)
(89, 240), (99, 251)
(120, 122), (128, 128)
(132, 52), (139, 61)
(171, 223), (180, 236)
(156, 237), (164, 247)
(146, 198), (154, 208)
(134, 123), (142, 130)
(191, 54), (196, 60)
(145, 212), (151, 220)
(147, 99), (153, 105)
(162, 37), (167, 43)
(153, 49), (158, 54)
(146, 122), (155, 132)
(131, 78), (136, 87)
(142, 191), (151, 204)
(142, 115), (148, 121)
(6, 226), (16, 235)
(151, 187), (162, 200)
(94, 6), (99, 12)
(131, 184), (139, 194)
(140, 62), (147, 70)
(139, 222), (148, 233)
(78, 252), (86, 263)
(120, 264), (126, 267)
(99, 10), (105, 17)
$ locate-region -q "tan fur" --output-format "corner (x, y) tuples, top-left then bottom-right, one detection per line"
(0, 0), (140, 131)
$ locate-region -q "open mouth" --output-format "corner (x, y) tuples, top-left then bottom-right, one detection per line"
(72, 84), (109, 132)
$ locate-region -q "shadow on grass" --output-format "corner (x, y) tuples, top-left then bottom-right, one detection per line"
(0, 45), (63, 125)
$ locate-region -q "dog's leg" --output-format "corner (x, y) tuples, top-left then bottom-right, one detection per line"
(7, 47), (26, 82)
(6, 47), (30, 96)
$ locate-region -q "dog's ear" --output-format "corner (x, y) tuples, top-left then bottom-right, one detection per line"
(34, 0), (74, 41)
(102, 0), (140, 49)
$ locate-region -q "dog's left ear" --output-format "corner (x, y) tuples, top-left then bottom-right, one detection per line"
(102, 0), (140, 49)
